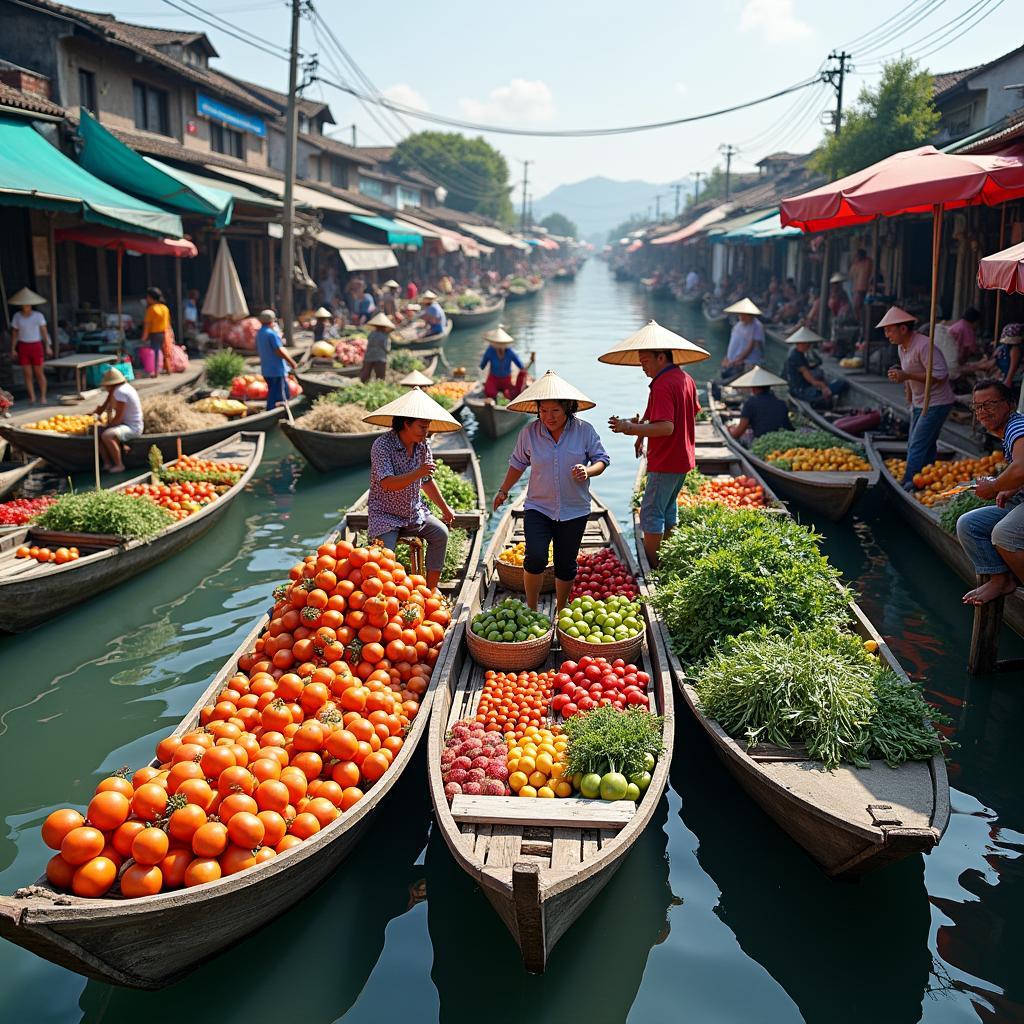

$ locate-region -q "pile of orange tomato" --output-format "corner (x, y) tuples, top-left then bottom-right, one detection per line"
(15, 544), (80, 564)
(475, 669), (556, 740)
(41, 538), (450, 899)
(123, 481), (225, 519)
(678, 475), (766, 510)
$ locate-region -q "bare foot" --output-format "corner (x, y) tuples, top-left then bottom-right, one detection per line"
(963, 576), (1018, 605)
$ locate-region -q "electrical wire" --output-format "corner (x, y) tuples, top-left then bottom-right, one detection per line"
(841, 0), (947, 57)
(156, 0), (291, 60)
(839, 0), (935, 48)
(857, 0), (1003, 66)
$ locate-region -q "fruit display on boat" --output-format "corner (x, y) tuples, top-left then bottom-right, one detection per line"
(497, 540), (552, 568)
(551, 656), (652, 718)
(571, 549), (639, 600)
(335, 336), (367, 366)
(884, 451), (1007, 507)
(470, 598), (552, 643)
(22, 413), (102, 435)
(557, 596), (643, 645)
(0, 495), (57, 526)
(15, 544), (80, 563)
(229, 374), (300, 401)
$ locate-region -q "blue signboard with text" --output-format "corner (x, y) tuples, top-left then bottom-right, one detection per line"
(196, 93), (266, 137)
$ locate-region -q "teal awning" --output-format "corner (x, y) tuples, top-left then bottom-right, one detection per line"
(0, 115), (182, 236)
(77, 110), (233, 226)
(711, 208), (778, 241)
(736, 213), (803, 241)
(351, 214), (422, 248)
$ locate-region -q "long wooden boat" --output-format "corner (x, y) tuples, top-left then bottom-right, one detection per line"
(708, 387), (876, 520)
(865, 435), (1024, 638)
(551, 267), (576, 282)
(0, 432), (263, 633)
(0, 458), (486, 988)
(446, 295), (506, 331)
(428, 494), (675, 972)
(463, 383), (531, 439)
(631, 454), (949, 878)
(0, 395), (299, 475)
(0, 456), (43, 500)
(294, 351), (440, 400)
(391, 319), (453, 351)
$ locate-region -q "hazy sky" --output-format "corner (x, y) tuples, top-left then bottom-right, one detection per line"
(71, 0), (1014, 200)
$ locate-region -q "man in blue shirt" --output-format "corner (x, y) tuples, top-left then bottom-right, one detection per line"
(479, 324), (533, 400)
(255, 309), (297, 410)
(418, 290), (447, 337)
(353, 283), (376, 325)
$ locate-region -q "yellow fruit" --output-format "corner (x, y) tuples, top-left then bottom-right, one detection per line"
(528, 771), (548, 790)
(535, 753), (554, 775)
(863, 640), (878, 653)
(518, 786), (538, 799)
(508, 771), (528, 793)
(554, 781), (573, 797)
(506, 758), (520, 774)
(537, 786), (555, 799)
(549, 762), (566, 780)
(517, 756), (536, 775)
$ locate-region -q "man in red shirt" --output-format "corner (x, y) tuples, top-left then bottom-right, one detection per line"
(609, 349), (700, 567)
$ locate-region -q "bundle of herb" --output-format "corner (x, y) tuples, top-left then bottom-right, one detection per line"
(427, 459), (478, 511)
(939, 491), (994, 534)
(204, 349), (246, 389)
(35, 490), (175, 539)
(563, 705), (664, 779)
(861, 670), (951, 767)
(389, 352), (425, 375)
(322, 380), (404, 412)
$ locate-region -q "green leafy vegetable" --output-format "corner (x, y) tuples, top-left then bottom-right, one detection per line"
(427, 459), (478, 511)
(939, 491), (994, 534)
(389, 352), (425, 374)
(864, 670), (952, 767)
(751, 429), (863, 460)
(323, 380), (404, 412)
(204, 349), (247, 389)
(35, 490), (175, 539)
(563, 705), (664, 779)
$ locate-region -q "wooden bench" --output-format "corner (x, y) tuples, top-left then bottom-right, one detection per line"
(450, 795), (635, 830)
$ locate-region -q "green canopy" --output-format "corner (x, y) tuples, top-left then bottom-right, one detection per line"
(0, 115), (182, 237)
(77, 110), (233, 227)
(351, 214), (422, 248)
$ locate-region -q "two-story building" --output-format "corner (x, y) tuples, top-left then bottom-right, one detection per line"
(933, 43), (1024, 148)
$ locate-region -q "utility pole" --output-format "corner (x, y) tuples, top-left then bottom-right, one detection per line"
(672, 183), (684, 217)
(280, 0), (301, 346)
(691, 171), (705, 203)
(654, 194), (665, 221)
(351, 124), (357, 147)
(719, 145), (737, 201)
(520, 160), (531, 235)
(824, 50), (853, 136)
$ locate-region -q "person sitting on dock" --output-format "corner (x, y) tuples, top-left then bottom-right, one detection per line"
(418, 290), (447, 337)
(881, 306), (956, 490)
(726, 367), (792, 440)
(784, 326), (849, 408)
(479, 325), (533, 401)
(94, 368), (143, 473)
(361, 312), (395, 382)
(721, 298), (765, 382)
(956, 379), (1024, 606)
(963, 323), (1023, 393)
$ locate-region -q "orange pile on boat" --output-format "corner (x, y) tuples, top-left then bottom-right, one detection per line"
(678, 475), (765, 509)
(40, 538), (450, 899)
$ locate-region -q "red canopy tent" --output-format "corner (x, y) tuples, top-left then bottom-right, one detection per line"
(978, 240), (1024, 296)
(780, 145), (1024, 408)
(55, 225), (197, 346)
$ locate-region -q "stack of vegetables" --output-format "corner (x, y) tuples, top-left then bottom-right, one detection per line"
(294, 380), (402, 435)
(40, 538), (451, 898)
(426, 381), (473, 409)
(633, 470), (766, 512)
(649, 502), (949, 770)
(229, 374), (300, 402)
(751, 430), (870, 472)
(23, 413), (101, 435)
(335, 335), (367, 366)
(884, 452), (1006, 513)
(204, 350), (246, 389)
(571, 548), (639, 600)
(0, 495), (56, 526)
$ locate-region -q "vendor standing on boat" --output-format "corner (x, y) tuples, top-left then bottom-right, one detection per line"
(600, 320), (709, 568)
(360, 312), (395, 382)
(493, 371), (609, 611)
(256, 309), (297, 411)
(727, 367), (792, 439)
(881, 306), (956, 489)
(417, 290), (447, 337)
(721, 298), (765, 382)
(479, 325), (533, 401)
(956, 379), (1024, 606)
(784, 326), (849, 407)
(363, 388), (459, 591)
(94, 367), (143, 473)
(9, 287), (51, 405)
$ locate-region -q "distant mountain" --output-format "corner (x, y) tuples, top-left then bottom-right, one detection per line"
(531, 176), (679, 241)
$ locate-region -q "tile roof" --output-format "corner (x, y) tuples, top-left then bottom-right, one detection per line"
(353, 146), (395, 163)
(0, 80), (65, 117)
(932, 67), (979, 97)
(951, 106), (1024, 154)
(303, 131), (375, 165)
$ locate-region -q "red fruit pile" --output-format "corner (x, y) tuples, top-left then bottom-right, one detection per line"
(123, 481), (225, 519)
(476, 669), (556, 738)
(440, 719), (511, 802)
(0, 495), (56, 526)
(571, 548), (639, 601)
(550, 656), (651, 719)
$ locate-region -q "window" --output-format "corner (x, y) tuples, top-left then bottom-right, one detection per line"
(78, 69), (96, 114)
(210, 122), (244, 159)
(398, 186), (421, 209)
(358, 176), (384, 199)
(330, 159), (348, 189)
(132, 80), (170, 135)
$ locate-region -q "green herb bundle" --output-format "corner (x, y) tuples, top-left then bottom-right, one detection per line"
(429, 392), (455, 411)
(389, 352), (425, 374)
(323, 380), (404, 412)
(427, 459), (477, 511)
(563, 706), (664, 779)
(939, 491), (994, 534)
(865, 671), (951, 766)
(35, 491), (175, 539)
(751, 429), (863, 460)
(204, 349), (247, 389)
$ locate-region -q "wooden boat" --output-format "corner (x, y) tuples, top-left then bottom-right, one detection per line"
(0, 461), (487, 989)
(865, 435), (1024, 638)
(551, 267), (576, 282)
(427, 494), (675, 972)
(788, 389), (907, 447)
(0, 432), (263, 633)
(391, 319), (452, 351)
(702, 300), (728, 323)
(294, 351), (440, 400)
(0, 395), (299, 475)
(446, 295), (506, 331)
(630, 454), (949, 878)
(677, 289), (703, 306)
(708, 387), (877, 520)
(0, 456), (43, 500)
(463, 383), (531, 439)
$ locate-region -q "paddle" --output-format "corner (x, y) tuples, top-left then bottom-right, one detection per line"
(93, 420), (101, 491)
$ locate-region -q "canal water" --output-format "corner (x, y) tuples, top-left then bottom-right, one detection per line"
(1, 261), (1022, 1024)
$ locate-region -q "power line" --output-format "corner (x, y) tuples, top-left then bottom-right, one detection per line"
(839, 0), (936, 48)
(156, 0), (291, 60)
(858, 0), (1003, 66)
(843, 0), (947, 56)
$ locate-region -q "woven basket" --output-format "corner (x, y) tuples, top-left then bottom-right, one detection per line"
(556, 627), (643, 665)
(466, 624), (553, 671)
(495, 558), (555, 593)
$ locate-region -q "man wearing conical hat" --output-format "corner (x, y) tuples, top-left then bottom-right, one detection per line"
(726, 367), (792, 440)
(416, 290), (447, 337)
(9, 287), (51, 405)
(361, 311), (395, 383)
(880, 306), (956, 488)
(721, 298), (765, 382)
(783, 326), (849, 408)
(479, 325), (532, 401)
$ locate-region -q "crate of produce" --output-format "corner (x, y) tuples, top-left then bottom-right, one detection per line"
(495, 542), (554, 593)
(467, 598), (553, 671)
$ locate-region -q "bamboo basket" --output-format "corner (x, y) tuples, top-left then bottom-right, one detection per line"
(466, 624), (553, 671)
(556, 627), (643, 665)
(495, 557), (555, 593)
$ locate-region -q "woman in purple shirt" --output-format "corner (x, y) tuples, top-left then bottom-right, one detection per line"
(493, 371), (609, 611)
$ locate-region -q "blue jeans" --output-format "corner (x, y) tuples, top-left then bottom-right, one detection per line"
(378, 514), (449, 572)
(639, 471), (686, 533)
(904, 404), (953, 483)
(265, 375), (286, 410)
(956, 496), (1024, 575)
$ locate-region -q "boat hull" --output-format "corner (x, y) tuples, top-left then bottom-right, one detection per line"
(295, 353), (440, 400)
(463, 387), (530, 439)
(0, 458), (42, 500)
(446, 298), (505, 330)
(280, 421), (383, 471)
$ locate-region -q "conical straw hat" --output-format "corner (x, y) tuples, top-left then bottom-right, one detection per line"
(9, 287), (45, 306)
(383, 279), (400, 289)
(482, 325), (514, 346)
(729, 366), (786, 388)
(420, 289), (438, 301)
(598, 319), (710, 366)
(366, 312), (395, 330)
(399, 370), (435, 387)
(723, 297), (762, 316)
(876, 305), (916, 328)
(506, 369), (595, 413)
(313, 306), (333, 318)
(362, 386), (462, 432)
(829, 272), (848, 284)
(784, 325), (825, 344)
